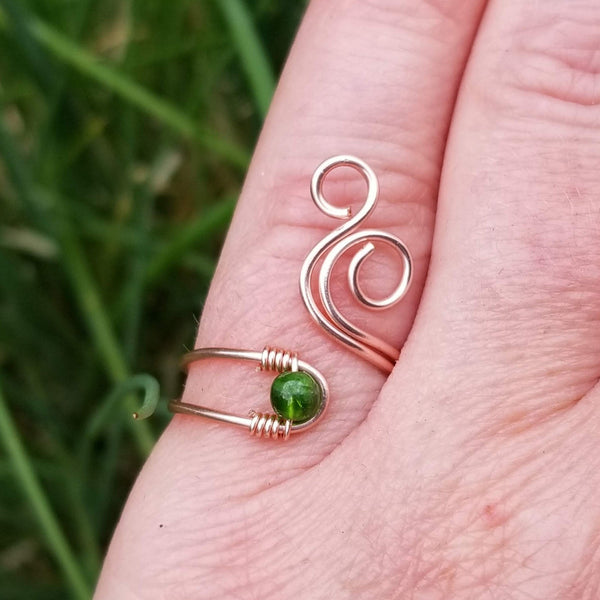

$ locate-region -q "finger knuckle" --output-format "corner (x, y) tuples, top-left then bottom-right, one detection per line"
(476, 4), (600, 127)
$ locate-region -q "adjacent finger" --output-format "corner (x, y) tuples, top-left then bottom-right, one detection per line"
(384, 0), (600, 440)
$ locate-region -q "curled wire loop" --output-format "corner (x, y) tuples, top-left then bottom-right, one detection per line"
(168, 346), (329, 440)
(299, 155), (413, 373)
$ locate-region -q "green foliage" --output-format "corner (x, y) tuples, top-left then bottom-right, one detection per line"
(0, 0), (305, 597)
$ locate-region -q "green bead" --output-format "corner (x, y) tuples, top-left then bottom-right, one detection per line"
(270, 371), (321, 423)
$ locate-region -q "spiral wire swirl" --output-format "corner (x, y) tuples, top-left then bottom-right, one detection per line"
(299, 156), (413, 373)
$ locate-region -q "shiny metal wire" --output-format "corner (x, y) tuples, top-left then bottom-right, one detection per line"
(259, 346), (299, 373)
(168, 346), (329, 439)
(249, 411), (292, 440)
(299, 155), (413, 373)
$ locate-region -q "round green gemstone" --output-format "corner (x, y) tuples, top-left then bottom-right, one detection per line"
(270, 371), (321, 423)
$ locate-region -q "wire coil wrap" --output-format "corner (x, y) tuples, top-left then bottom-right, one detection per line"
(299, 155), (413, 373)
(259, 346), (299, 373)
(249, 410), (292, 440)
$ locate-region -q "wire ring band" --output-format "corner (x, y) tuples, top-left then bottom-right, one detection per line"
(142, 156), (413, 440)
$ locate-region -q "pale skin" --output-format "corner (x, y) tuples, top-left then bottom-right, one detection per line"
(94, 0), (600, 597)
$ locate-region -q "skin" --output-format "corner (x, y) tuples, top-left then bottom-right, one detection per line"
(95, 0), (600, 598)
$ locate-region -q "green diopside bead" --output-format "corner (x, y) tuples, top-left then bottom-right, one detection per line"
(270, 371), (321, 423)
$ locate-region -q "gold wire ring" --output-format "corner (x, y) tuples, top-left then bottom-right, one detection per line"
(150, 156), (412, 440)
(168, 347), (329, 440)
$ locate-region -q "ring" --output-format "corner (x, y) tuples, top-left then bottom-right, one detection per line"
(142, 155), (413, 439)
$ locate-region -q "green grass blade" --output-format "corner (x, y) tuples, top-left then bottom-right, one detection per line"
(0, 381), (91, 600)
(4, 14), (250, 169)
(55, 209), (156, 456)
(0, 121), (155, 457)
(145, 196), (235, 285)
(0, 0), (57, 93)
(29, 15), (192, 135)
(217, 0), (275, 118)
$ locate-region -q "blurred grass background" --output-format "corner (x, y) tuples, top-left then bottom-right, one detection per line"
(0, 1), (305, 597)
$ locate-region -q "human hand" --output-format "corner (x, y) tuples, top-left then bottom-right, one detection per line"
(95, 0), (600, 597)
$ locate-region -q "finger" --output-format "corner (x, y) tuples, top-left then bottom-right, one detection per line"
(177, 0), (486, 468)
(96, 2), (487, 596)
(383, 0), (600, 438)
